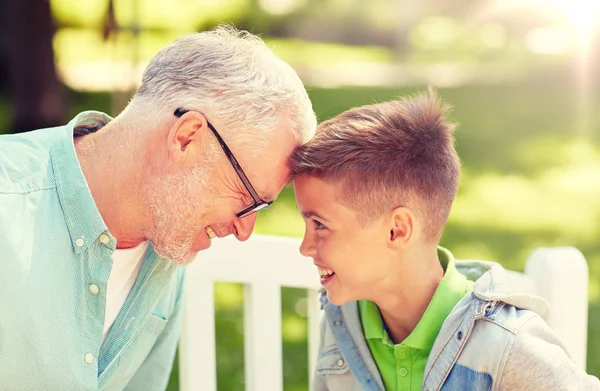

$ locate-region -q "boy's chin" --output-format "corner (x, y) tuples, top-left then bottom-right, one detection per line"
(325, 290), (354, 306)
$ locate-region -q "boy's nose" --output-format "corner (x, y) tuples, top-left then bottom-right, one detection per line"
(299, 233), (315, 258)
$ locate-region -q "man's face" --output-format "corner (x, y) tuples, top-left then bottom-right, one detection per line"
(144, 125), (298, 265)
(294, 175), (399, 305)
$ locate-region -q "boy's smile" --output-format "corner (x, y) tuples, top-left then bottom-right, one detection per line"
(293, 174), (395, 305)
(315, 262), (335, 284)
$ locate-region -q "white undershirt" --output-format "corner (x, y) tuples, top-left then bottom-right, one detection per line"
(101, 241), (148, 345)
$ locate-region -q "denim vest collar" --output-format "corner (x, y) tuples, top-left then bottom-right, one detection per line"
(323, 296), (385, 391)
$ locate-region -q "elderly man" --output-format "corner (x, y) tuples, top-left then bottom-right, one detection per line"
(0, 26), (316, 390)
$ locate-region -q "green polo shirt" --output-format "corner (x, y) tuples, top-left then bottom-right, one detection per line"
(358, 247), (473, 391)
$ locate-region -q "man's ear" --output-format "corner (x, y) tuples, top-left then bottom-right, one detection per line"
(388, 206), (415, 248)
(167, 111), (210, 165)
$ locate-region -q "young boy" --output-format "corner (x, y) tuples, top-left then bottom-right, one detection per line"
(289, 92), (599, 391)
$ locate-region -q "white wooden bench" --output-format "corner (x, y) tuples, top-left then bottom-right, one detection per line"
(179, 234), (589, 391)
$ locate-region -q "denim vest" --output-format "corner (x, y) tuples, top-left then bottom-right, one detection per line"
(313, 261), (599, 391)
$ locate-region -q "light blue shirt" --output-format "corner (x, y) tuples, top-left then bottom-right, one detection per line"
(0, 112), (186, 391)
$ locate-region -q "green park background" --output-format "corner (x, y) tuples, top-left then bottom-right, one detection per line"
(1, 0), (599, 390)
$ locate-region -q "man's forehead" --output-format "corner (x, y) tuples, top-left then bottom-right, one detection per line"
(253, 133), (297, 200)
(257, 167), (288, 202)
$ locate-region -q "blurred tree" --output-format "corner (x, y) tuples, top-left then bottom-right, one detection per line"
(0, 1), (10, 95)
(2, 0), (66, 133)
(102, 0), (117, 41)
(394, 0), (423, 54)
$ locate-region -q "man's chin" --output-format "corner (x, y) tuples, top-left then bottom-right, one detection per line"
(152, 241), (199, 265)
(172, 253), (198, 265)
(172, 243), (209, 266)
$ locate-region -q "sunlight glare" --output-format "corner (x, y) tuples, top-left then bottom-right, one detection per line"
(258, 0), (307, 15)
(549, 0), (600, 37)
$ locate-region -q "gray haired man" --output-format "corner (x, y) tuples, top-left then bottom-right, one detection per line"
(0, 26), (316, 390)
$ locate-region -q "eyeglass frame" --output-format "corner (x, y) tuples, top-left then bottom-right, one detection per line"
(174, 108), (272, 218)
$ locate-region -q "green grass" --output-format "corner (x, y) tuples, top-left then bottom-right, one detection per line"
(250, 83), (600, 390)
(3, 80), (599, 389)
(172, 82), (600, 390)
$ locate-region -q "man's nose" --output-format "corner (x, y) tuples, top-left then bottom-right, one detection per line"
(232, 213), (258, 242)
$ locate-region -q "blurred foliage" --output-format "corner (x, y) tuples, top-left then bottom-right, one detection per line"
(2, 80), (598, 391)
(255, 83), (600, 390)
(48, 0), (404, 46)
(174, 82), (600, 390)
(2, 1), (598, 389)
(50, 0), (249, 31)
(52, 30), (395, 70)
(49, 18), (560, 69)
(0, 95), (9, 132)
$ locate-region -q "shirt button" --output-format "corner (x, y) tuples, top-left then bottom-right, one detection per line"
(398, 367), (408, 377)
(76, 237), (84, 247)
(337, 359), (345, 367)
(84, 353), (94, 364)
(99, 234), (110, 244)
(88, 284), (99, 295)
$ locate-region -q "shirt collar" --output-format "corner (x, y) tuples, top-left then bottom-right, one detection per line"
(50, 111), (116, 254)
(402, 246), (472, 351)
(359, 299), (386, 340)
(359, 247), (473, 353)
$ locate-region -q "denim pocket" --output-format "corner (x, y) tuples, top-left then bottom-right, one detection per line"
(316, 344), (349, 375)
(441, 364), (492, 391)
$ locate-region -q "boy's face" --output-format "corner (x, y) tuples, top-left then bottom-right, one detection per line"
(294, 174), (399, 305)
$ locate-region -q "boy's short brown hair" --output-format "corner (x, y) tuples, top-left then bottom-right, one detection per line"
(289, 91), (460, 242)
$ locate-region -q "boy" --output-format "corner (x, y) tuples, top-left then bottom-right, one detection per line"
(289, 92), (599, 390)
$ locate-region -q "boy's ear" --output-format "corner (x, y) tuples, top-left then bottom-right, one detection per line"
(388, 207), (414, 247)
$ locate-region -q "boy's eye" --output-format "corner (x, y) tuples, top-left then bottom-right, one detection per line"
(313, 220), (326, 230)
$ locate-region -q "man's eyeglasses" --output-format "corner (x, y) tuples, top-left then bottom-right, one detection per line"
(174, 108), (272, 218)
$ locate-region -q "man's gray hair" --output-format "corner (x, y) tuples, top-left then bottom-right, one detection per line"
(133, 25), (316, 147)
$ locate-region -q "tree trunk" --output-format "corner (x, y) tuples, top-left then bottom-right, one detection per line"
(4, 0), (66, 133)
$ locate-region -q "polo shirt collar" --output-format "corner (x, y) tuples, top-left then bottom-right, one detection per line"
(403, 247), (469, 351)
(361, 247), (472, 353)
(360, 300), (386, 340)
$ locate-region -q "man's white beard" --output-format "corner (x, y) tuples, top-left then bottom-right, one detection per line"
(143, 163), (212, 265)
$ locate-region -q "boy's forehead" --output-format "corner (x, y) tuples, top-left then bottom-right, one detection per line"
(293, 174), (380, 229)
(293, 175), (332, 195)
(293, 175), (345, 211)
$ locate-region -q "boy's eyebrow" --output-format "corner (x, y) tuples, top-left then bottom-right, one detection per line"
(301, 210), (329, 222)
